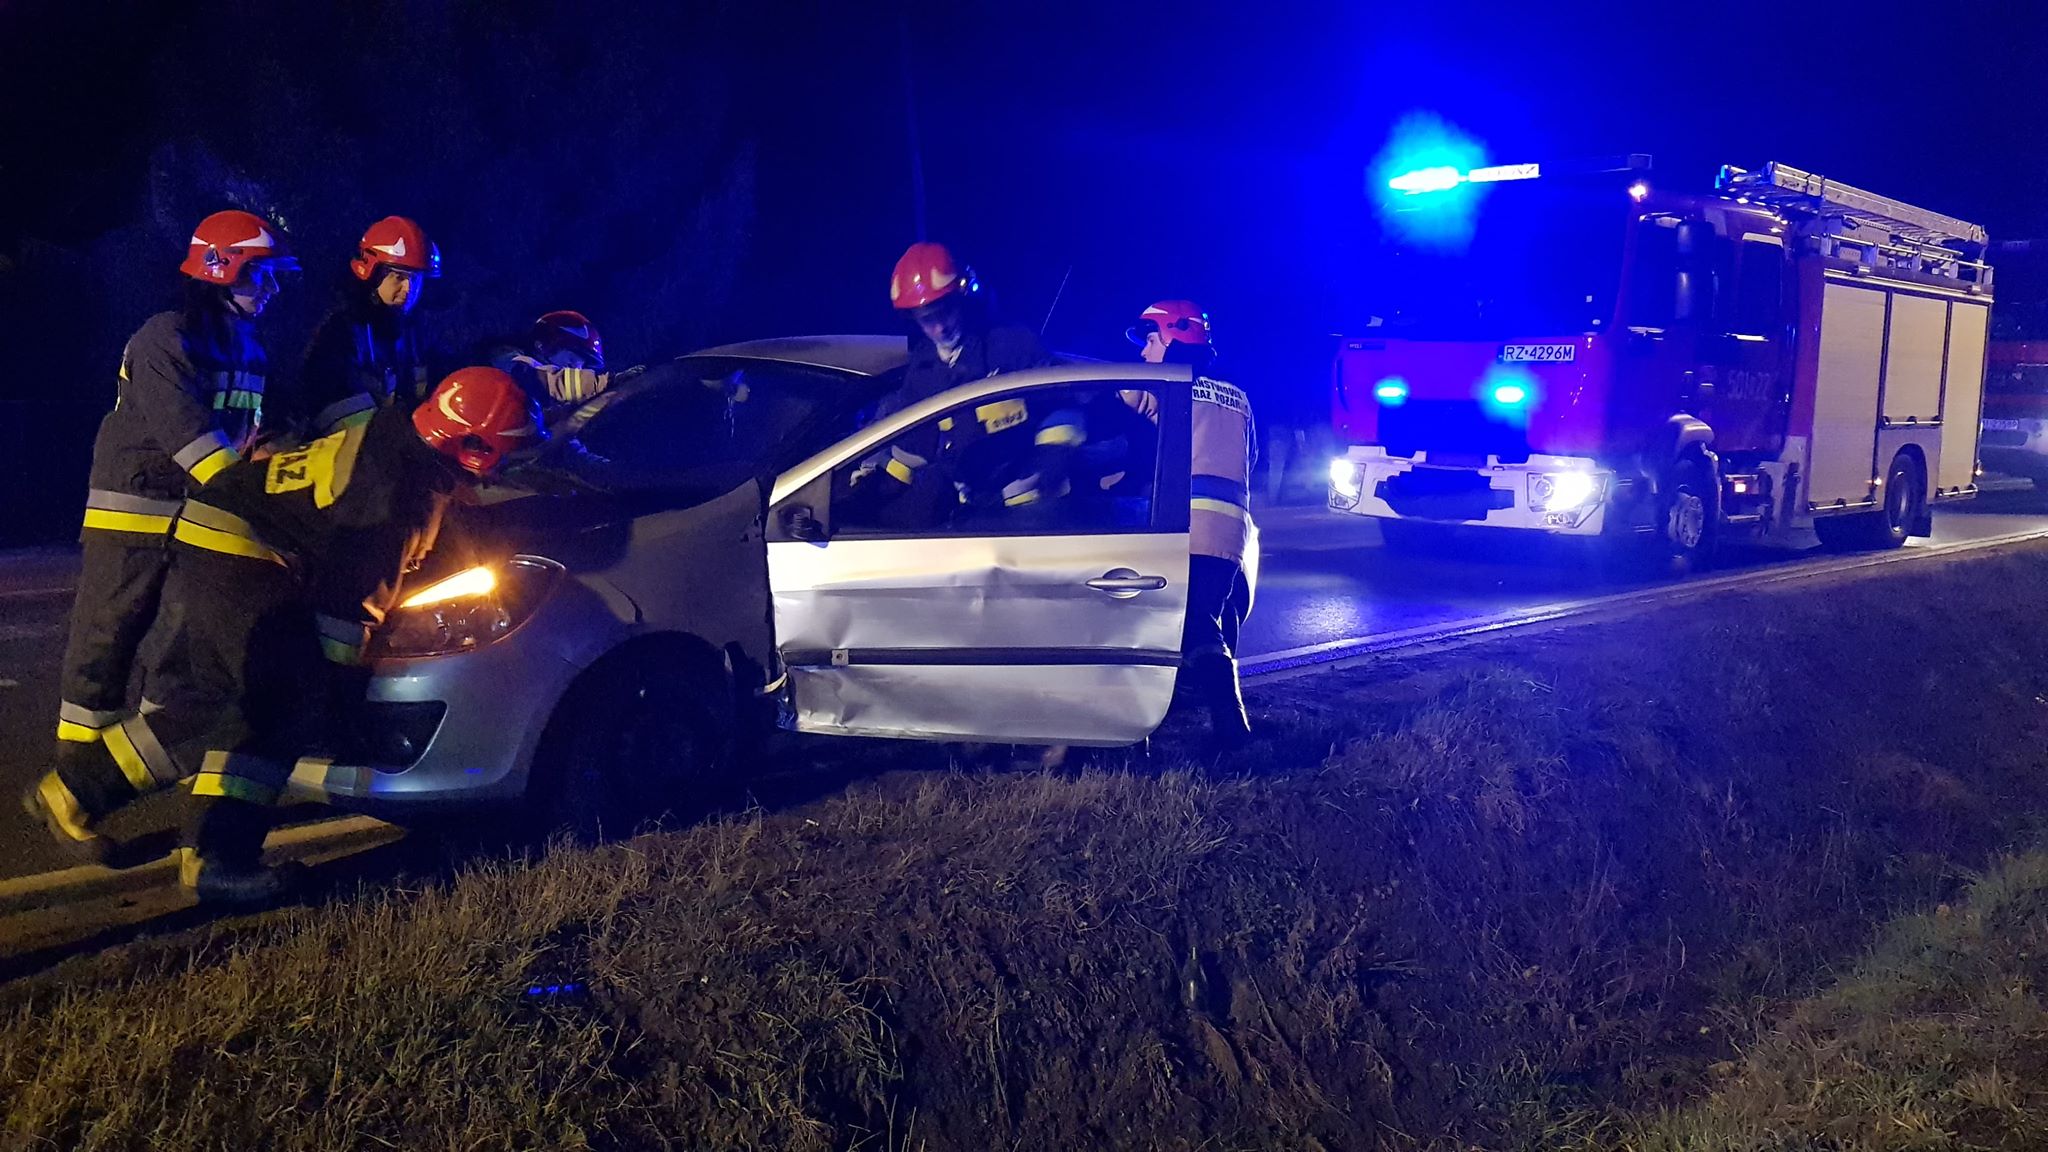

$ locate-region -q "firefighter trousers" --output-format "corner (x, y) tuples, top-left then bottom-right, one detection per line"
(56, 536), (197, 747)
(55, 548), (331, 868)
(1179, 555), (1252, 735)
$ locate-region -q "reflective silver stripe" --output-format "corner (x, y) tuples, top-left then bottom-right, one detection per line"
(314, 392), (377, 431)
(59, 701), (122, 729)
(120, 714), (183, 787)
(212, 370), (266, 396)
(177, 501), (263, 538)
(889, 446), (929, 468)
(84, 489), (183, 517)
(173, 429), (234, 471)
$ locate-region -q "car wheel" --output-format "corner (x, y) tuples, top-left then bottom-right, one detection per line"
(1816, 452), (1923, 552)
(529, 652), (725, 843)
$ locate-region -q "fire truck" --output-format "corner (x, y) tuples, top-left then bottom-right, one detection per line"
(1326, 158), (1993, 560)
(1980, 240), (2048, 487)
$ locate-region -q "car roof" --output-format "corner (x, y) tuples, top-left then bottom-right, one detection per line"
(686, 335), (910, 377)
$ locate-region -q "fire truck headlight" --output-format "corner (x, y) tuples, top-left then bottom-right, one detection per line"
(1329, 459), (1364, 505)
(1529, 471), (1603, 512)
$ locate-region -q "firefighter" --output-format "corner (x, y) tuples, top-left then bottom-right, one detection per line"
(1128, 300), (1256, 748)
(295, 216), (443, 435)
(852, 242), (1059, 526)
(24, 368), (541, 903)
(492, 310), (613, 425)
(53, 210), (295, 783)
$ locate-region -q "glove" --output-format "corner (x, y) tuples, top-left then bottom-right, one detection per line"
(545, 365), (610, 405)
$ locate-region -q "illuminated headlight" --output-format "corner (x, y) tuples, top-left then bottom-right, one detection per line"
(1329, 458), (1364, 506)
(1528, 471), (1605, 512)
(369, 557), (562, 659)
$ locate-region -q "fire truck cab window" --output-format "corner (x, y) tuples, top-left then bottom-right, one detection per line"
(1734, 238), (1784, 336)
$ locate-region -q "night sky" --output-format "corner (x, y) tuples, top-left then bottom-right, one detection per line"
(3, 0), (2046, 536)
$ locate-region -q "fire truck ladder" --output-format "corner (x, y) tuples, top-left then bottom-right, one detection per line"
(1718, 162), (1991, 288)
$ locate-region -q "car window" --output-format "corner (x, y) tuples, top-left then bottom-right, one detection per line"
(831, 382), (1164, 537)
(572, 358), (889, 492)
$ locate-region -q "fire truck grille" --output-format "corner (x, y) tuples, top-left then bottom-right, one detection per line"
(1377, 400), (1530, 463)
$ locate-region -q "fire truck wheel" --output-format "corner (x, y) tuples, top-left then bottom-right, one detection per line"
(1818, 452), (1923, 551)
(1661, 456), (1719, 570)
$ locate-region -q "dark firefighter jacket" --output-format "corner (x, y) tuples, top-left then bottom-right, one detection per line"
(83, 309), (268, 545)
(170, 406), (459, 666)
(295, 296), (432, 435)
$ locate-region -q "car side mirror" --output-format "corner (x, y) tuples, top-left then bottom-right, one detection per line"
(780, 503), (828, 543)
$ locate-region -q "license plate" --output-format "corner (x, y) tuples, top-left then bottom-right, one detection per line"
(1501, 344), (1576, 362)
(1982, 418), (2022, 432)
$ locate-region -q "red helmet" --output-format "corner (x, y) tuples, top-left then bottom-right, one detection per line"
(889, 241), (978, 311)
(351, 216), (441, 280)
(412, 367), (544, 476)
(1128, 299), (1211, 347)
(180, 210), (297, 284)
(531, 310), (604, 370)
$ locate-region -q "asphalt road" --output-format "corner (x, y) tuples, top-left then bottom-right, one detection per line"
(4, 487), (2046, 881)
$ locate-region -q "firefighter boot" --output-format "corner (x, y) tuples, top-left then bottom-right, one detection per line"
(1193, 653), (1253, 752)
(21, 771), (109, 864)
(176, 848), (303, 907)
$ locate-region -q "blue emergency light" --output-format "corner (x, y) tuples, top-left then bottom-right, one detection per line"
(1388, 162), (1542, 195)
(1373, 378), (1410, 406)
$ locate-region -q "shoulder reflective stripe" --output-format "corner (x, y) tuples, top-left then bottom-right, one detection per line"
(975, 399), (1029, 433)
(59, 701), (123, 728)
(1192, 497), (1250, 520)
(174, 429), (234, 471)
(313, 392), (377, 433)
(173, 519), (286, 566)
(188, 446), (239, 485)
(1191, 475), (1251, 508)
(81, 509), (175, 536)
(56, 720), (100, 743)
(889, 445), (929, 468)
(85, 489), (183, 517)
(885, 457), (917, 484)
(1035, 423), (1086, 446)
(100, 722), (158, 793)
(120, 715), (182, 786)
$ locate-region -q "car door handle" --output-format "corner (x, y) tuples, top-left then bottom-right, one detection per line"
(1086, 569), (1168, 597)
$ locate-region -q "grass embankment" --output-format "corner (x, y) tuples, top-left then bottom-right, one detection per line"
(7, 547), (2048, 1150)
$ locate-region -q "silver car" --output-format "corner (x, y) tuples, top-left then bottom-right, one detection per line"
(287, 336), (1253, 828)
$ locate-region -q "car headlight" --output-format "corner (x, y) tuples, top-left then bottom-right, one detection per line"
(368, 556), (562, 659)
(1329, 458), (1364, 504)
(1528, 471), (1605, 512)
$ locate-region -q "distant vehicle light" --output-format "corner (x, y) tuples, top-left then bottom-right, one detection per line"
(1389, 162), (1541, 195)
(1492, 383), (1528, 405)
(1388, 166), (1464, 195)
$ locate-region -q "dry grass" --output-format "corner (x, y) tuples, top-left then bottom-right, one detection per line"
(7, 546), (2048, 1150)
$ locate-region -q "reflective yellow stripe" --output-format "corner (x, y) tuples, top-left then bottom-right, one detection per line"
(1192, 497), (1250, 520)
(975, 399), (1028, 433)
(938, 416), (957, 432)
(80, 509), (175, 536)
(56, 720), (100, 743)
(320, 635), (363, 666)
(1005, 488), (1042, 507)
(101, 722), (156, 792)
(188, 446), (239, 486)
(1035, 424), (1085, 447)
(172, 518), (286, 565)
(191, 772), (278, 805)
(885, 457), (916, 484)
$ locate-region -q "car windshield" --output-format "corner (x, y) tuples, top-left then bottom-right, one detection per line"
(1367, 181), (1632, 339)
(534, 356), (890, 495)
